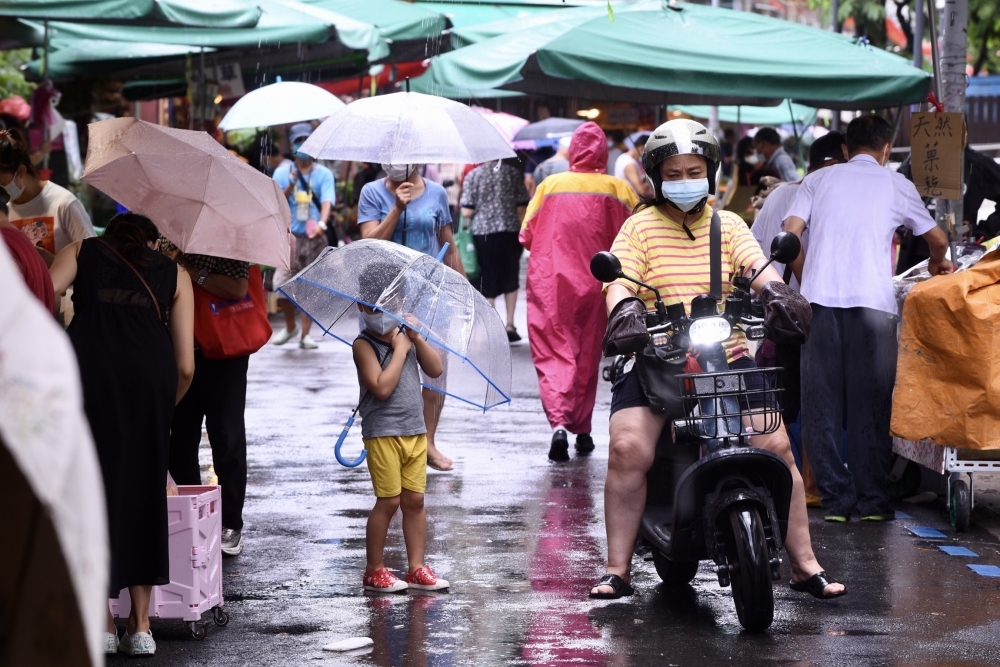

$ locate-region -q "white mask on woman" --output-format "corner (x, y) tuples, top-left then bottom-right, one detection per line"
(2, 169), (24, 200)
(383, 164), (413, 182)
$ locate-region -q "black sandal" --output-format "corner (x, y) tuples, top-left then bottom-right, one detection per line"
(790, 571), (847, 599)
(589, 574), (634, 600)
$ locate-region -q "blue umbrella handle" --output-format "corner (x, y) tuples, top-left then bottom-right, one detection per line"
(436, 242), (450, 262)
(334, 409), (367, 467)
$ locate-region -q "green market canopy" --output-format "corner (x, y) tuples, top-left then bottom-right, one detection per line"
(0, 0), (262, 27)
(671, 101), (818, 126)
(418, 0), (931, 108)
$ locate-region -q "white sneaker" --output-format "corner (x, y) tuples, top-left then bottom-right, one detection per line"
(119, 630), (155, 656)
(271, 326), (299, 346)
(104, 631), (119, 654)
(300, 335), (318, 349)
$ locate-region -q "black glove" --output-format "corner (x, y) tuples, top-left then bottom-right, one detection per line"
(760, 281), (811, 345)
(603, 296), (650, 357)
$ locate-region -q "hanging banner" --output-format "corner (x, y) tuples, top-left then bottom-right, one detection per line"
(909, 111), (964, 200)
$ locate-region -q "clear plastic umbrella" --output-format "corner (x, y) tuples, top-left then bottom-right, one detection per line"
(218, 81), (346, 131)
(277, 239), (512, 411)
(299, 91), (515, 164)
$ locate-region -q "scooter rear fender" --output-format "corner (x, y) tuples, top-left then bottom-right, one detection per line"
(665, 448), (792, 562)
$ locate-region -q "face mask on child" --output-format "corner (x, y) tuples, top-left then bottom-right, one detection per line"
(362, 309), (397, 335)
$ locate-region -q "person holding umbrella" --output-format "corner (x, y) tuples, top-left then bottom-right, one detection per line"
(358, 164), (466, 472)
(271, 123), (335, 350)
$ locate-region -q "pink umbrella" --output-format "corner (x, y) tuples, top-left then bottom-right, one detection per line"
(471, 107), (528, 147)
(82, 117), (292, 269)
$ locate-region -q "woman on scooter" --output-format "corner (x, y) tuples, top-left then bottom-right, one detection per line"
(590, 119), (845, 601)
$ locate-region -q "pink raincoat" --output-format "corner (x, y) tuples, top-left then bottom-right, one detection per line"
(520, 122), (638, 434)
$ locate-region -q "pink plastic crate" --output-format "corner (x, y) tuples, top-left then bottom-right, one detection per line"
(111, 486), (227, 636)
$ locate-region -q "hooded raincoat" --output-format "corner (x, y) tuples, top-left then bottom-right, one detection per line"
(520, 122), (638, 434)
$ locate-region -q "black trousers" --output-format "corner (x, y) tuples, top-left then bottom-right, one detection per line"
(800, 305), (897, 517)
(169, 351), (249, 530)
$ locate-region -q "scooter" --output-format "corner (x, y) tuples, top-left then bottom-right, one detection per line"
(591, 232), (801, 632)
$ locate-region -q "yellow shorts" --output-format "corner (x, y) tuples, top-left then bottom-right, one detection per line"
(365, 434), (427, 497)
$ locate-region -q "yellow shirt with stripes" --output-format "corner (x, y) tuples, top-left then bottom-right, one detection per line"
(609, 205), (765, 361)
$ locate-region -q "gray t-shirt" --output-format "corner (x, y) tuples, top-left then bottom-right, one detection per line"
(356, 332), (426, 440)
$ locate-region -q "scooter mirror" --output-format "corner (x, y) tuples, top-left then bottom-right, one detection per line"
(770, 231), (801, 265)
(590, 251), (623, 283)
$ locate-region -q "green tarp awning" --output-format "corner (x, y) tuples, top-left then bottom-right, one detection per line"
(671, 102), (818, 126)
(414, 0), (589, 29)
(303, 0), (446, 41)
(19, 0), (383, 51)
(0, 0), (261, 27)
(418, 0), (931, 107)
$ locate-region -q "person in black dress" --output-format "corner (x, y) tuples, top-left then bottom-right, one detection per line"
(49, 212), (194, 656)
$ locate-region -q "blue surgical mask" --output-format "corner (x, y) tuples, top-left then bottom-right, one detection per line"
(661, 178), (710, 212)
(361, 310), (397, 336)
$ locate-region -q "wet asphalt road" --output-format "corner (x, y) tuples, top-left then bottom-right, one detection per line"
(111, 294), (1000, 667)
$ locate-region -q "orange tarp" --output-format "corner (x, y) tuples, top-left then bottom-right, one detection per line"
(891, 249), (1000, 449)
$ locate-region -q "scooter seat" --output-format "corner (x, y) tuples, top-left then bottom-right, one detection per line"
(640, 504), (675, 552)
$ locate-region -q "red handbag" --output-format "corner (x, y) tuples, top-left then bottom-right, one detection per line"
(193, 265), (272, 359)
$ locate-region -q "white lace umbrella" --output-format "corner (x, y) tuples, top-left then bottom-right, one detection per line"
(218, 81), (346, 131)
(299, 91), (515, 164)
(83, 117), (293, 269)
(0, 237), (108, 667)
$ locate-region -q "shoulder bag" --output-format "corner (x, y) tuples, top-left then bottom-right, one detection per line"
(635, 211), (722, 416)
(193, 264), (273, 359)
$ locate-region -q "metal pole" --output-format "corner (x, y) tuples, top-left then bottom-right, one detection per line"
(940, 0), (968, 240)
(199, 47), (206, 132)
(913, 0), (924, 70)
(829, 0), (841, 133)
(708, 0), (720, 134)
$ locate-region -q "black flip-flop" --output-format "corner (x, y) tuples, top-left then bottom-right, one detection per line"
(790, 571), (847, 599)
(506, 326), (522, 343)
(589, 574), (634, 600)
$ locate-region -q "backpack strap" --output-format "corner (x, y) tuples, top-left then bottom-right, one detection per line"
(709, 211), (722, 301)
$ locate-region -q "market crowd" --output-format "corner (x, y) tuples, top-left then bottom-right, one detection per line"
(3, 102), (998, 652)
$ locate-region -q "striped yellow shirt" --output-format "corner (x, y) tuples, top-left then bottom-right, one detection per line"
(609, 205), (765, 361)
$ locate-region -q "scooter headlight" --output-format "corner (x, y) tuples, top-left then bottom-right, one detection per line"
(688, 316), (732, 345)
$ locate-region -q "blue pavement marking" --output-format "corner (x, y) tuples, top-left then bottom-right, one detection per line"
(895, 511), (913, 520)
(907, 526), (948, 539)
(968, 564), (1000, 577)
(939, 546), (979, 557)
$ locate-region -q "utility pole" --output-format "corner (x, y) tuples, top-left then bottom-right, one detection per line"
(912, 0), (924, 69)
(937, 0), (968, 240)
(708, 0), (721, 136)
(830, 0), (841, 132)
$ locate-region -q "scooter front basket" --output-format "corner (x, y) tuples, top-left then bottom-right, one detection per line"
(677, 367), (783, 440)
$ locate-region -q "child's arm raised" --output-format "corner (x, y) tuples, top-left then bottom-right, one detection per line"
(353, 332), (413, 401)
(403, 317), (443, 379)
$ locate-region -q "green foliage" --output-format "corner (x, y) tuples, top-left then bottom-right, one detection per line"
(969, 0), (1000, 74)
(838, 0), (887, 47)
(0, 49), (33, 100)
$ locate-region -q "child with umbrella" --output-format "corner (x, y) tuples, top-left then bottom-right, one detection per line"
(353, 262), (449, 593)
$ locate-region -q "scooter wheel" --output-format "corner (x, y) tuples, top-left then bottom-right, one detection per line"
(725, 504), (774, 632)
(652, 551), (698, 585)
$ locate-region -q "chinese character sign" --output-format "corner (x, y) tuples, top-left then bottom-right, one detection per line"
(216, 63), (246, 100)
(909, 111), (964, 200)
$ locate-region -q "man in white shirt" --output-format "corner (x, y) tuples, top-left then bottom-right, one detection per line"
(752, 131), (847, 290)
(783, 115), (953, 522)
